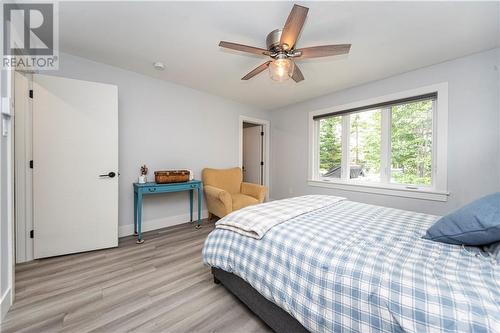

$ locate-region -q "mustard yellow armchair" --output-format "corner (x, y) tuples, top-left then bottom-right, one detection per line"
(202, 167), (267, 219)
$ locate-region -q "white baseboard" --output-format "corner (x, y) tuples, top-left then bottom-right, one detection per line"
(118, 210), (209, 237)
(0, 287), (12, 323)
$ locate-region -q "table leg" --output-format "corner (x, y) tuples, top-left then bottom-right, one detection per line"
(189, 189), (193, 222)
(137, 193), (144, 244)
(133, 191), (138, 236)
(197, 186), (202, 229)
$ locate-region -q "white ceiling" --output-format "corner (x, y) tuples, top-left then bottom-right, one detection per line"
(59, 1), (499, 110)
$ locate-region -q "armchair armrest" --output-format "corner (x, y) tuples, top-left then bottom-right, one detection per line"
(204, 185), (232, 209)
(241, 182), (267, 203)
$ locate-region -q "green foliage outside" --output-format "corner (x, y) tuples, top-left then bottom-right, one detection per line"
(390, 101), (433, 185)
(350, 110), (381, 178)
(318, 100), (433, 185)
(319, 117), (342, 171)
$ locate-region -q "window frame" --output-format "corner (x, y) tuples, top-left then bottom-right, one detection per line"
(308, 83), (449, 202)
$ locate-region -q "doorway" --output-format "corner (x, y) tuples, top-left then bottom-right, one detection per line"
(238, 116), (270, 197)
(242, 122), (263, 185)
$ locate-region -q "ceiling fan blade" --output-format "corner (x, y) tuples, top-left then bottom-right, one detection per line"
(280, 4), (309, 50)
(241, 61), (272, 80)
(219, 41), (269, 56)
(290, 62), (304, 82)
(296, 44), (351, 59)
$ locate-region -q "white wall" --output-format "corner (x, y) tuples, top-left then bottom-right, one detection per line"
(47, 53), (270, 235)
(270, 49), (500, 216)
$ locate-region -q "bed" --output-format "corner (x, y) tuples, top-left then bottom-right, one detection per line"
(202, 195), (500, 333)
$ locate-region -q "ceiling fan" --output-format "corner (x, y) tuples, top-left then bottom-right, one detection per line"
(219, 4), (351, 83)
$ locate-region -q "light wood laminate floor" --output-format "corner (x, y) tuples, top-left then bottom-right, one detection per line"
(1, 220), (272, 333)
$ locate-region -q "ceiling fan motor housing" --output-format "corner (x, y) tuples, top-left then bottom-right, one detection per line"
(266, 29), (283, 52)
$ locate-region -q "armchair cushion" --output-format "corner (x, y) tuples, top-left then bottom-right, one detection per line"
(241, 182), (267, 203)
(232, 193), (259, 211)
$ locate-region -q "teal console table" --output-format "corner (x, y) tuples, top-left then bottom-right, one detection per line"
(133, 180), (203, 244)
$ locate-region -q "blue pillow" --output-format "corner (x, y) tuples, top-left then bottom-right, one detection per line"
(423, 192), (500, 246)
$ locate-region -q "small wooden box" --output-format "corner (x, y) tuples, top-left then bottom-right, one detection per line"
(154, 170), (190, 184)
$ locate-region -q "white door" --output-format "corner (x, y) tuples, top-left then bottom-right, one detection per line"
(33, 74), (118, 259)
(242, 125), (263, 184)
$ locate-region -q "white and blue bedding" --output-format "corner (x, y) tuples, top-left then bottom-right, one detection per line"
(202, 197), (500, 332)
(215, 195), (345, 239)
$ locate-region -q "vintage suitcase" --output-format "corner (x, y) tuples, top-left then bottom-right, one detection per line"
(154, 170), (190, 184)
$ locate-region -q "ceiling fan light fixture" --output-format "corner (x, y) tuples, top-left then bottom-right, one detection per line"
(269, 57), (294, 82)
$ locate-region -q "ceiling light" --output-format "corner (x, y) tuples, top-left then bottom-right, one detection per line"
(269, 57), (294, 82)
(153, 62), (165, 71)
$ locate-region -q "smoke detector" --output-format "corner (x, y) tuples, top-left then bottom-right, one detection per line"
(153, 62), (165, 71)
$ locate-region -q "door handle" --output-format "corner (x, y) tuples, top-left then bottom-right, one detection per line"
(99, 172), (116, 178)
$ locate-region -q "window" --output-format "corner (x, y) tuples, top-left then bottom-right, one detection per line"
(390, 100), (433, 186)
(319, 116), (342, 175)
(349, 109), (382, 182)
(309, 84), (448, 201)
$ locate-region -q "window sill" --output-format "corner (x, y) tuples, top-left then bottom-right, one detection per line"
(307, 179), (449, 202)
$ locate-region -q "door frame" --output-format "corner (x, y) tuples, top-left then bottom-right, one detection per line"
(238, 115), (270, 200)
(1, 67), (16, 321)
(14, 71), (33, 263)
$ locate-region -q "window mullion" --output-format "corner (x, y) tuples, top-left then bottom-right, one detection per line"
(431, 99), (437, 189)
(312, 120), (318, 180)
(380, 107), (391, 183)
(341, 115), (350, 180)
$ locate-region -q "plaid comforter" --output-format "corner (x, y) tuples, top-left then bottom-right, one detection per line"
(215, 195), (345, 239)
(202, 198), (500, 333)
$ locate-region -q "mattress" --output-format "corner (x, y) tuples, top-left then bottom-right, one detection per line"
(202, 199), (500, 332)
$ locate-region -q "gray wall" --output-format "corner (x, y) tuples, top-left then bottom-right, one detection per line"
(270, 48), (500, 215)
(49, 53), (270, 234)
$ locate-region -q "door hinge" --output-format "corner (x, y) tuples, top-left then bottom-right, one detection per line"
(29, 90), (33, 99)
(30, 230), (34, 238)
(260, 161), (264, 166)
(29, 160), (33, 169)
(260, 131), (264, 136)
